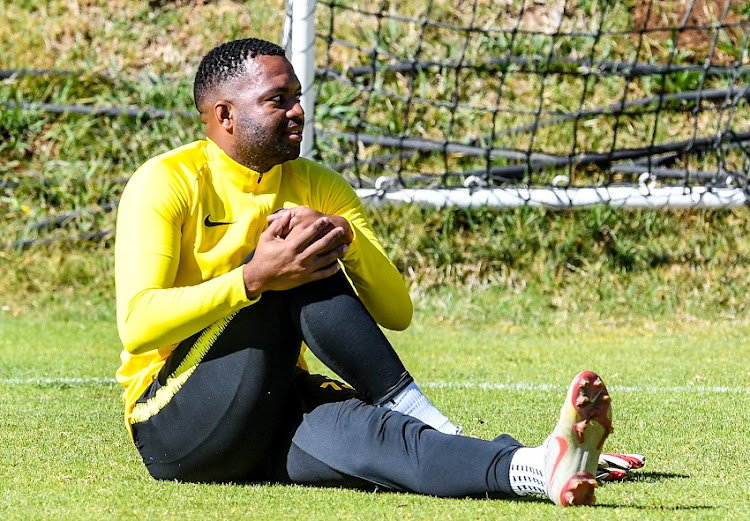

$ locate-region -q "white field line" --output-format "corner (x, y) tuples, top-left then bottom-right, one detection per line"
(423, 382), (750, 395)
(0, 377), (117, 385)
(0, 377), (748, 395)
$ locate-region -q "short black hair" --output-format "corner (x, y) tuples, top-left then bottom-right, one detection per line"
(194, 38), (286, 110)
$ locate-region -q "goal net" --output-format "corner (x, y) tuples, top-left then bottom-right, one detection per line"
(2, 1), (749, 249)
(286, 0), (750, 208)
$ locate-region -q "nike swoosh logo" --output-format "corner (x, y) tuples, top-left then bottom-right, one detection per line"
(204, 215), (235, 227)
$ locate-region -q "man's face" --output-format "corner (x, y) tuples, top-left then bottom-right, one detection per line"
(230, 55), (304, 172)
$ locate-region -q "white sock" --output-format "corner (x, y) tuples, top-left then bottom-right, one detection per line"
(383, 381), (460, 434)
(509, 445), (547, 496)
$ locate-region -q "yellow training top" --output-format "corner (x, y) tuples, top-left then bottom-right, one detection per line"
(114, 139), (413, 433)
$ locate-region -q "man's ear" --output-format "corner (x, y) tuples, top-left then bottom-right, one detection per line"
(213, 101), (234, 133)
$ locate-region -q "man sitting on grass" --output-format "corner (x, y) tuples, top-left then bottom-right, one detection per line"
(114, 37), (618, 506)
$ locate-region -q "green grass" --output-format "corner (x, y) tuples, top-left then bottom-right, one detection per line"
(1, 293), (749, 520)
(2, 1), (750, 519)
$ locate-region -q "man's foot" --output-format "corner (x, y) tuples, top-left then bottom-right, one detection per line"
(544, 371), (614, 506)
(597, 452), (646, 482)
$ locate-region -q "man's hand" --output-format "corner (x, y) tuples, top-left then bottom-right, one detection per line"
(268, 206), (354, 244)
(242, 209), (351, 299)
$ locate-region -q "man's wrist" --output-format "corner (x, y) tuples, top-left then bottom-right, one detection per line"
(242, 262), (264, 300)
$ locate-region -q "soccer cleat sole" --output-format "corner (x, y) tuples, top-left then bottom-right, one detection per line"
(596, 467), (628, 482)
(559, 473), (598, 506)
(546, 370), (614, 506)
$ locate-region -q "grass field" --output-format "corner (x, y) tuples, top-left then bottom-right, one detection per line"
(1, 288), (748, 521)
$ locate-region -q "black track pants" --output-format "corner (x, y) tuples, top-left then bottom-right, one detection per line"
(130, 271), (521, 496)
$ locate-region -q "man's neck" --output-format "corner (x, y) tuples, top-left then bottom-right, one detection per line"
(210, 138), (275, 174)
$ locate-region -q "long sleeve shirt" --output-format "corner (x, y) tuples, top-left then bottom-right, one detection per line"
(114, 139), (413, 431)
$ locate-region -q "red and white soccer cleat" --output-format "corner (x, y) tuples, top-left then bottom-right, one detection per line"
(543, 371), (614, 506)
(597, 452), (646, 481)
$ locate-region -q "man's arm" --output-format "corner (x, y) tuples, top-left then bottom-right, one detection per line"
(337, 207), (414, 331)
(115, 165), (252, 354)
(291, 166), (414, 331)
(116, 165), (352, 354)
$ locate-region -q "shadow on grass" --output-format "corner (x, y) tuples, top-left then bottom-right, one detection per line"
(267, 483), (717, 513)
(603, 471), (690, 483)
(513, 496), (714, 511)
(594, 471), (712, 511)
(594, 504), (715, 510)
(509, 471), (701, 508)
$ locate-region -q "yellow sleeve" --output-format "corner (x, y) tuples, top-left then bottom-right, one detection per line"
(308, 163), (413, 331)
(114, 161), (252, 355)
